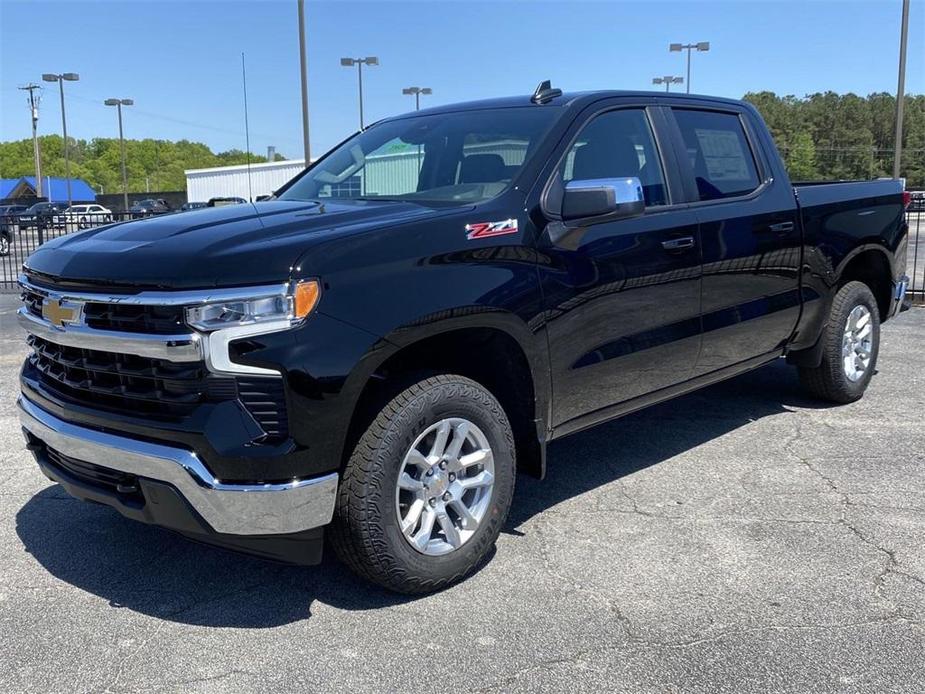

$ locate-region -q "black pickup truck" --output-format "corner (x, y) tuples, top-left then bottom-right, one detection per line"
(17, 85), (911, 593)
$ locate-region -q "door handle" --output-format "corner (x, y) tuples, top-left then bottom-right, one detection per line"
(661, 236), (696, 251)
(768, 221), (795, 235)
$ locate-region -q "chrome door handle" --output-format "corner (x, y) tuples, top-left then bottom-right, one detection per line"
(661, 236), (696, 251)
(768, 221), (795, 235)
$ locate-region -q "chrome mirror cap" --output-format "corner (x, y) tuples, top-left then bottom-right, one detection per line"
(561, 177), (645, 221)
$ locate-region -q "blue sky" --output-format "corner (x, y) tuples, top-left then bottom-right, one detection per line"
(1, 0), (923, 159)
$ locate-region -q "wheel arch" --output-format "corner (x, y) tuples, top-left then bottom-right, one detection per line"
(338, 312), (550, 480)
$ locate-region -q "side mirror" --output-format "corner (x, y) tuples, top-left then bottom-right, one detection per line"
(561, 177), (645, 221)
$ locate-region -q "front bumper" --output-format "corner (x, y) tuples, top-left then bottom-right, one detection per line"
(19, 396), (338, 540)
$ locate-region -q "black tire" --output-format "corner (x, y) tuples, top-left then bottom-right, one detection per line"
(329, 374), (516, 594)
(799, 281), (881, 404)
(0, 231), (9, 256)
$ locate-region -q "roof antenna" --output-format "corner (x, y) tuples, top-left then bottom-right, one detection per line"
(241, 52), (253, 204)
(531, 80), (562, 104)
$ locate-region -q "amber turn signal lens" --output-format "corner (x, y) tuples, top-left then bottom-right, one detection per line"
(294, 280), (321, 319)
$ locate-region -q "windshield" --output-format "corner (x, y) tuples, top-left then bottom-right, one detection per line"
(279, 108), (559, 205)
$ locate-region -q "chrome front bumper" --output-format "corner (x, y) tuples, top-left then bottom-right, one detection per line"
(18, 397), (338, 536)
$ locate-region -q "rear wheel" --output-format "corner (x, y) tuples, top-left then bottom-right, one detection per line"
(330, 374), (515, 593)
(799, 281), (880, 403)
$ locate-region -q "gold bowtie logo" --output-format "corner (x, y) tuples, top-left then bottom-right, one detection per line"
(42, 299), (80, 328)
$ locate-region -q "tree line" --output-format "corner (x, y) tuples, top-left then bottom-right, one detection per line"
(1, 92), (923, 194)
(743, 91), (925, 186)
(0, 136), (282, 195)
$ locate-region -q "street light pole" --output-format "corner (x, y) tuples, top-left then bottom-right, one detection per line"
(297, 0), (311, 164)
(402, 86), (432, 110)
(652, 76), (683, 93)
(892, 0), (910, 180)
(669, 42), (709, 94)
(42, 72), (79, 206)
(19, 83), (43, 198)
(105, 98), (133, 212)
(340, 56), (378, 129)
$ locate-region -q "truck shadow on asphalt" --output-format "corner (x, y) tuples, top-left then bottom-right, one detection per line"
(15, 359), (833, 628)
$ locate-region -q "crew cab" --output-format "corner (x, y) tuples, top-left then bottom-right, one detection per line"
(16, 85), (910, 593)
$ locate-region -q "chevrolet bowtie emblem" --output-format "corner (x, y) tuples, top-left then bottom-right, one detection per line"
(42, 299), (81, 328)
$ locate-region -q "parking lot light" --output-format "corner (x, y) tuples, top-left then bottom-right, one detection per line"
(669, 42), (709, 93)
(42, 72), (80, 206)
(402, 86), (432, 111)
(105, 99), (134, 213)
(340, 57), (379, 129)
(652, 76), (684, 93)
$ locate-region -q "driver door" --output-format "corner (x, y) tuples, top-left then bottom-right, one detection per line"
(536, 104), (703, 432)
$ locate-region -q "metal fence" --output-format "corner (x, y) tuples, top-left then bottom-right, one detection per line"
(2, 208), (924, 302)
(1, 211), (145, 291)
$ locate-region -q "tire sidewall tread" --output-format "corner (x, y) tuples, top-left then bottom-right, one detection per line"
(330, 374), (515, 594)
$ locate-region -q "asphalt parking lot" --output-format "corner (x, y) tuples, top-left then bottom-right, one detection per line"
(0, 293), (922, 694)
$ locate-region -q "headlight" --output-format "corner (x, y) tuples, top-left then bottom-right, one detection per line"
(186, 280), (321, 332)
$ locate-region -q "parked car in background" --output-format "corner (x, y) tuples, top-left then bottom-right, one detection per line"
(129, 198), (171, 218)
(180, 201), (208, 212)
(909, 190), (925, 212)
(0, 203), (29, 221)
(207, 196), (247, 207)
(0, 205), (29, 250)
(17, 202), (68, 230)
(55, 204), (113, 231)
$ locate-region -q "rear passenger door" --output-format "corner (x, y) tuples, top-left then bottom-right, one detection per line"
(665, 105), (801, 373)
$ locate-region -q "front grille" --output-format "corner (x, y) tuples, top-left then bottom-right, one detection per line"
(20, 286), (187, 335)
(21, 280), (291, 441)
(26, 336), (290, 440)
(83, 302), (187, 334)
(44, 442), (141, 498)
(27, 334), (218, 417)
(21, 288), (42, 318)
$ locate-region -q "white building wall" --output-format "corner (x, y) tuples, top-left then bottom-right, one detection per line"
(185, 160), (307, 202)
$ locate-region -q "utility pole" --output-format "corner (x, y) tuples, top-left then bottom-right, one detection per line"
(298, 0), (311, 164)
(892, 0), (910, 180)
(42, 72), (79, 206)
(105, 98), (133, 212)
(19, 84), (43, 198)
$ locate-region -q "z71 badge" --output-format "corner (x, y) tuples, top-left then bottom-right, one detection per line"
(465, 218), (519, 240)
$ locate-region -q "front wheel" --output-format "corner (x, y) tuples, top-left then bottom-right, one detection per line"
(330, 374), (515, 594)
(798, 281), (881, 403)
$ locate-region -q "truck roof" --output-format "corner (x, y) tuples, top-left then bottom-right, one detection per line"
(383, 90), (749, 121)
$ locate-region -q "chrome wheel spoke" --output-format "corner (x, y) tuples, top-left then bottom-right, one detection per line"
(457, 470), (494, 490)
(401, 498), (426, 536)
(445, 421), (469, 461)
(429, 420), (451, 459)
(398, 472), (424, 491)
(406, 449), (430, 470)
(449, 499), (479, 530)
(459, 448), (492, 469)
(437, 510), (462, 547)
(412, 508), (437, 550)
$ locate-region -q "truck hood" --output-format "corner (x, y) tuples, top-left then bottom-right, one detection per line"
(24, 200), (453, 289)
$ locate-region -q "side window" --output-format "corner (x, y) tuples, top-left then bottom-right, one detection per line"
(673, 109), (761, 201)
(561, 109), (667, 207)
